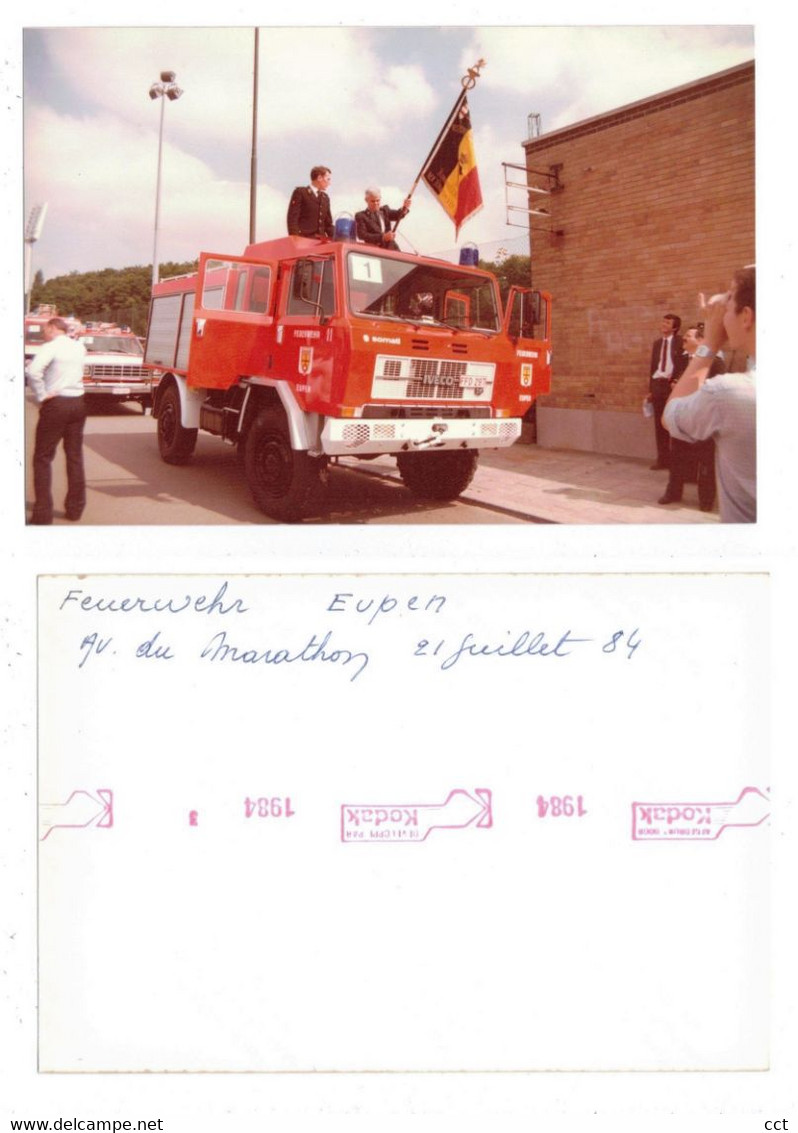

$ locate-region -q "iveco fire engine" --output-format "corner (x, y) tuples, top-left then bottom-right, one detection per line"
(145, 234), (551, 521)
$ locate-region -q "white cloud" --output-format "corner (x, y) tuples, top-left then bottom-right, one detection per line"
(35, 27), (438, 152)
(463, 26), (753, 129)
(260, 32), (437, 138)
(24, 27), (466, 274)
(24, 104), (291, 274)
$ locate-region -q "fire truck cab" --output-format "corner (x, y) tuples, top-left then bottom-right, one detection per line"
(146, 235), (551, 521)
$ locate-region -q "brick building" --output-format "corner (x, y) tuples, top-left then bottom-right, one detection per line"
(522, 61), (754, 458)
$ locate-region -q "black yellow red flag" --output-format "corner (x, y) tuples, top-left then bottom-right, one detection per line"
(421, 95), (483, 237)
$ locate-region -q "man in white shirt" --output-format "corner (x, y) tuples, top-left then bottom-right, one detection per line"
(663, 267), (756, 523)
(26, 317), (88, 524)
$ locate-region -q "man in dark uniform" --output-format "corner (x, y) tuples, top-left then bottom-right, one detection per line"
(647, 312), (686, 471)
(287, 166), (334, 238)
(355, 186), (412, 246)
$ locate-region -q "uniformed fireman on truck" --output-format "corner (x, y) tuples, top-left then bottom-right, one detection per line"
(286, 166), (334, 238)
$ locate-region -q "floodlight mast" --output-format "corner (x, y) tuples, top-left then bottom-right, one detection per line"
(24, 203), (48, 315)
(149, 71), (183, 288)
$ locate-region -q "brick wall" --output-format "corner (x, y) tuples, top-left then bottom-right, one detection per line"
(524, 62), (754, 420)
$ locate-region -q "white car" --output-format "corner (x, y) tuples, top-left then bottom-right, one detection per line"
(80, 331), (150, 410)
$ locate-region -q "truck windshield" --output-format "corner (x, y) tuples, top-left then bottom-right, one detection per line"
(81, 336), (144, 356)
(346, 252), (500, 332)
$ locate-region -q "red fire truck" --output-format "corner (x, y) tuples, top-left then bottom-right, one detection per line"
(145, 235), (551, 521)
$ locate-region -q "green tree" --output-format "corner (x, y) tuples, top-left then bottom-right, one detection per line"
(478, 254), (531, 301)
(30, 261), (198, 336)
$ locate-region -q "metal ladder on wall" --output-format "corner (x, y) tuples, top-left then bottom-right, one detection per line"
(503, 153), (564, 236)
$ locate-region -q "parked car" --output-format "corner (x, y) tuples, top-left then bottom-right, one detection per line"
(80, 327), (149, 410)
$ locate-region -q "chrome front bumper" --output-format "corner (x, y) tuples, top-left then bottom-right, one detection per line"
(321, 415), (521, 456)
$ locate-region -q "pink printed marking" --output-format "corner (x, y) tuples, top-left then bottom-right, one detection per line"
(39, 788), (114, 841)
(631, 785), (769, 841)
(341, 788), (492, 843)
(244, 796), (295, 818)
(537, 794), (587, 817)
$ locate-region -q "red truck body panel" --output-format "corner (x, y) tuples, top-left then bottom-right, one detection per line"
(146, 236), (551, 423)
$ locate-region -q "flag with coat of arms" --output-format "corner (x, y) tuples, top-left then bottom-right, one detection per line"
(421, 95), (483, 237)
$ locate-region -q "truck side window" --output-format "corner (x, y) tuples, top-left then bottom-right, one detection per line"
(202, 286), (224, 311)
(508, 291), (537, 339)
(201, 258), (233, 310)
(247, 269), (271, 314)
(536, 294), (548, 337)
(319, 263), (335, 318)
(232, 270), (247, 310)
(287, 259), (335, 319)
(175, 291), (195, 371)
(201, 259), (271, 315)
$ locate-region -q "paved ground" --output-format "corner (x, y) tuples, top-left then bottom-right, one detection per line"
(344, 443), (718, 525)
(24, 396), (718, 526)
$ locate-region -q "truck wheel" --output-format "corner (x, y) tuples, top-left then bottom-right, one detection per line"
(157, 385), (197, 464)
(396, 449), (479, 501)
(243, 407), (326, 522)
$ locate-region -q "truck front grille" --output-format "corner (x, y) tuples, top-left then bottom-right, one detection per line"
(84, 364), (145, 380)
(361, 405), (490, 420)
(372, 354), (494, 403)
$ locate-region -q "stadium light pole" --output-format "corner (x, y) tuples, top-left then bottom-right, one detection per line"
(24, 203), (48, 314)
(148, 71), (183, 289)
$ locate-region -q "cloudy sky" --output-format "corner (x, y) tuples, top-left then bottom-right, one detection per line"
(20, 24), (754, 282)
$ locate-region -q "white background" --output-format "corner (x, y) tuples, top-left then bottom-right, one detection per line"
(3, 3), (797, 1132)
(37, 574), (770, 1074)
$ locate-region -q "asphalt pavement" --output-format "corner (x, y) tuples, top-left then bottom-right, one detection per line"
(23, 396), (718, 526)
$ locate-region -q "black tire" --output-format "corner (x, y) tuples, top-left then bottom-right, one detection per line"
(157, 384), (197, 465)
(396, 449), (479, 501)
(243, 407), (327, 522)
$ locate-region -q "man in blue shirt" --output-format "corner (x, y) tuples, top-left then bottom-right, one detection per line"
(663, 267), (756, 523)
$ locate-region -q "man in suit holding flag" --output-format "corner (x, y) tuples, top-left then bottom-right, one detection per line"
(355, 187), (412, 246)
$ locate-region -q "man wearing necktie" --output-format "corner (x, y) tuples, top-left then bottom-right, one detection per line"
(287, 166), (335, 239)
(647, 312), (686, 470)
(355, 186), (412, 246)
